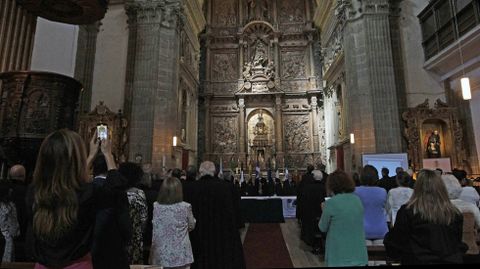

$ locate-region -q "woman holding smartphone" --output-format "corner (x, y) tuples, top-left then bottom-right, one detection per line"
(26, 129), (127, 269)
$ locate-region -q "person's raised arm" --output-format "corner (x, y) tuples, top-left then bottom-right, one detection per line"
(86, 131), (99, 172)
(100, 137), (116, 170)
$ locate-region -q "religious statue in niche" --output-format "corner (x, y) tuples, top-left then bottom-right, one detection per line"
(247, 0), (269, 21)
(240, 40), (276, 93)
(253, 111), (268, 136)
(252, 40), (268, 68)
(426, 130), (441, 158)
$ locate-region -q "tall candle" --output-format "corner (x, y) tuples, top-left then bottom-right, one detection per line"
(0, 163), (4, 180)
(162, 155), (166, 168)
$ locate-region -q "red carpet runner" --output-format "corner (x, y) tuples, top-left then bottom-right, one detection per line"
(243, 223), (294, 269)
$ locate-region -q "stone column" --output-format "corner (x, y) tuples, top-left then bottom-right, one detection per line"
(273, 36), (280, 86)
(342, 0), (402, 160)
(75, 22), (101, 113)
(307, 33), (317, 91)
(0, 0), (36, 72)
(238, 98), (246, 159)
(204, 96), (211, 158)
(310, 96), (319, 152)
(125, 0), (184, 171)
(275, 94), (284, 163)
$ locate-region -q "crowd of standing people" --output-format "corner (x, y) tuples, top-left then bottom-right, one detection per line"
(0, 129), (245, 269)
(1, 128), (480, 267)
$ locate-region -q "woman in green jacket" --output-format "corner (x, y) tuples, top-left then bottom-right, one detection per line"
(319, 170), (368, 267)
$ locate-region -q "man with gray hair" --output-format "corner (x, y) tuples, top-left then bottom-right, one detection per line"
(199, 160), (216, 177)
(184, 161), (245, 269)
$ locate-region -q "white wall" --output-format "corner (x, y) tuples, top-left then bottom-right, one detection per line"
(30, 18), (78, 76)
(399, 0), (446, 107)
(324, 94), (338, 173)
(90, 4), (129, 113)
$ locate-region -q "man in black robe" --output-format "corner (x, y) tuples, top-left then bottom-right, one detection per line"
(300, 170), (327, 254)
(245, 179), (258, 196)
(184, 161), (246, 269)
(296, 164), (315, 220)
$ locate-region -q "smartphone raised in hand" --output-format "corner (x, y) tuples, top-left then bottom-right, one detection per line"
(97, 124), (108, 141)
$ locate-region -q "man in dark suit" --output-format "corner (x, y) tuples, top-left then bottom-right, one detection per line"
(245, 179), (258, 196)
(91, 154), (131, 269)
(184, 161), (246, 269)
(377, 167), (398, 192)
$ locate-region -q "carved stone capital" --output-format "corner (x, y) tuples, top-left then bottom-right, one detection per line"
(125, 0), (184, 27)
(339, 0), (391, 21)
(125, 0), (164, 24)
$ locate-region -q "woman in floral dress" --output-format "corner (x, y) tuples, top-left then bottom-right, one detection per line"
(0, 180), (19, 262)
(150, 177), (196, 269)
(119, 162), (148, 264)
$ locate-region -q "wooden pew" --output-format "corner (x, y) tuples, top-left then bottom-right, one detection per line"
(0, 262), (35, 269)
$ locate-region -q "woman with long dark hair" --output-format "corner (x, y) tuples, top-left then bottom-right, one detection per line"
(26, 129), (126, 269)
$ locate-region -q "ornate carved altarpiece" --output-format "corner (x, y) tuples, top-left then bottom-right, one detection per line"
(77, 101), (129, 163)
(201, 0), (325, 171)
(402, 99), (466, 171)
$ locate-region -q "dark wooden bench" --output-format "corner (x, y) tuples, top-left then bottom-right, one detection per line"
(367, 245), (400, 265)
(0, 262), (35, 269)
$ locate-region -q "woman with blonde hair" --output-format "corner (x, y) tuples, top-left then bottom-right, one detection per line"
(26, 129), (126, 269)
(384, 169), (467, 264)
(150, 177), (196, 269)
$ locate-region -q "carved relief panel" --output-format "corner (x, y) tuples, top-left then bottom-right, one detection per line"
(213, 0), (237, 27)
(211, 116), (239, 153)
(283, 114), (311, 152)
(211, 52), (238, 82)
(281, 49), (306, 79)
(278, 0), (305, 24)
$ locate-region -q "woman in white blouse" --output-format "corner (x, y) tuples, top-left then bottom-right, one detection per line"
(150, 177), (196, 269)
(386, 171), (413, 226)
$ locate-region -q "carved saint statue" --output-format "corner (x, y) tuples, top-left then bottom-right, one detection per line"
(247, 0), (268, 21)
(426, 130), (441, 158)
(253, 112), (268, 136)
(252, 41), (268, 68)
(265, 61), (275, 79)
(242, 62), (252, 80)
